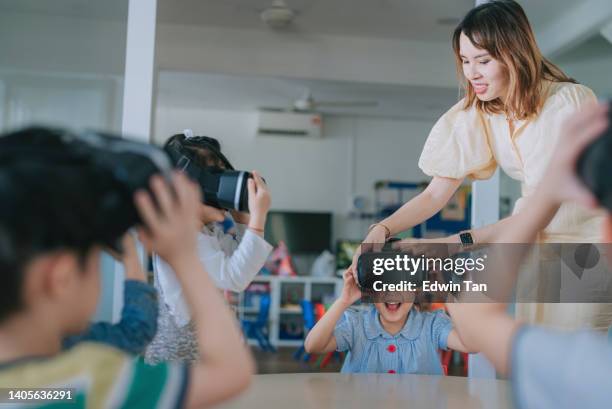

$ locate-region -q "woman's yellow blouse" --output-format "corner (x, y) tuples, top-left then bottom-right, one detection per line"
(418, 81), (605, 242)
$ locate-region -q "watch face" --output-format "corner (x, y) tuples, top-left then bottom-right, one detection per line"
(460, 232), (474, 245)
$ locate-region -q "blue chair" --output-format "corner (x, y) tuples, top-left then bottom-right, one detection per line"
(242, 294), (276, 352)
(293, 300), (316, 362)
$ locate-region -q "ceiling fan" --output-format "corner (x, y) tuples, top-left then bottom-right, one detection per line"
(290, 89), (379, 112)
(260, 0), (297, 29)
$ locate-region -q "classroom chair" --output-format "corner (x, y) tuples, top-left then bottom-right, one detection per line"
(242, 293), (276, 352)
(293, 300), (316, 362)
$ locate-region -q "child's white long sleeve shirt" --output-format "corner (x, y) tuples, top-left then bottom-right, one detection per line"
(154, 223), (273, 327)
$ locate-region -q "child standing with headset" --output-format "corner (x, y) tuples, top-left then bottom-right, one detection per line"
(146, 130), (273, 363)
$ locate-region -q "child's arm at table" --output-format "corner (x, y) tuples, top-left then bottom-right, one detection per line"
(446, 329), (478, 353)
(305, 269), (361, 354)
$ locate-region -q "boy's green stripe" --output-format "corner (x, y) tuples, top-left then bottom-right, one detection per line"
(120, 359), (167, 409)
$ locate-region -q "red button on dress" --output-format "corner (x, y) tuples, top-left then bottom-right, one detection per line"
(388, 370), (396, 374)
(387, 344), (397, 353)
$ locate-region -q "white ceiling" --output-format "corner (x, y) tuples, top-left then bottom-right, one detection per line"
(157, 71), (459, 120)
(157, 0), (473, 42)
(0, 0), (128, 21)
(1, 0), (608, 119)
(0, 0), (584, 43)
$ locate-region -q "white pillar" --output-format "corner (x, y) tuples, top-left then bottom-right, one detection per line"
(471, 169), (500, 230)
(121, 0), (157, 141)
(467, 0), (500, 378)
(106, 0), (157, 322)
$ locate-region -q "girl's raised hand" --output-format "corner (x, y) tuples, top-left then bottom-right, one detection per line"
(247, 171), (271, 231)
(340, 268), (362, 307)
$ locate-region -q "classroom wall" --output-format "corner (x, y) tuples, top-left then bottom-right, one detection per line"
(154, 105), (435, 242)
(0, 11), (126, 76)
(0, 9), (127, 133)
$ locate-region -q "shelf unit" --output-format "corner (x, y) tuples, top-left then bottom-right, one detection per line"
(233, 275), (342, 347)
(374, 180), (471, 238)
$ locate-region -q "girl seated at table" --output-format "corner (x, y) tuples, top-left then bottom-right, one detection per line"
(305, 269), (473, 374)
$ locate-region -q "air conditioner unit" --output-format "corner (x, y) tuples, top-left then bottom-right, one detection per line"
(257, 110), (323, 138)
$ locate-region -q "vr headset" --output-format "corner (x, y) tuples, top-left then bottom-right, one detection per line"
(577, 105), (612, 211)
(0, 127), (172, 250)
(164, 132), (254, 212)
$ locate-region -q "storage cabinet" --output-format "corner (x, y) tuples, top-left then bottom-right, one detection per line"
(232, 275), (342, 347)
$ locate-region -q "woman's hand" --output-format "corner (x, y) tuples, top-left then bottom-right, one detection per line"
(247, 171), (271, 232)
(350, 224), (387, 281)
(397, 236), (462, 258)
(339, 268), (362, 307)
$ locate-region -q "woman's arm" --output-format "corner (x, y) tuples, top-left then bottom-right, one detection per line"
(440, 208), (552, 246)
(352, 177), (463, 270)
(381, 176), (464, 236)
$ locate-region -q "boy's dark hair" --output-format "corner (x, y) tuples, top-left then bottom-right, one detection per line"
(163, 133), (234, 170)
(0, 127), (138, 322)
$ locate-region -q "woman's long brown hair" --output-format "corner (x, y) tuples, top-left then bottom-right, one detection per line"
(452, 0), (575, 120)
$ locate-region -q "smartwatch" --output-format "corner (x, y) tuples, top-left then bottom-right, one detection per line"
(459, 230), (474, 247)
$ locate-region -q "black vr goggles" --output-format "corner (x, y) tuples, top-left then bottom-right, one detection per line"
(0, 127), (172, 250)
(164, 134), (254, 212)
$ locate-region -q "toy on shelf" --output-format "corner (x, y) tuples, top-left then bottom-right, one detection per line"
(264, 240), (298, 276)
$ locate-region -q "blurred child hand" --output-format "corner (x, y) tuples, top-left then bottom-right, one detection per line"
(106, 232), (146, 282)
(121, 232), (146, 282)
(539, 101), (609, 208)
(340, 268), (362, 307)
(135, 172), (202, 267)
(247, 171), (271, 232)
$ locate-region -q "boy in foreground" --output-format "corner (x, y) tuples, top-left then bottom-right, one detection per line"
(0, 128), (253, 408)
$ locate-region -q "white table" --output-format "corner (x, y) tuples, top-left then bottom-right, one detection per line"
(219, 373), (515, 409)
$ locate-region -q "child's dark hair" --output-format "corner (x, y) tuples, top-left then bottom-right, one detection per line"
(0, 128), (124, 323)
(163, 133), (234, 170)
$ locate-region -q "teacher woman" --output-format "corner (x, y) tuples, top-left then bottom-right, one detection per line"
(356, 0), (608, 330)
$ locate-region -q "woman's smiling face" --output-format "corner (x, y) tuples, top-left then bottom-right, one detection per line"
(459, 32), (508, 102)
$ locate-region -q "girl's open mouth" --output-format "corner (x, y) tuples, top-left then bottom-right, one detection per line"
(384, 302), (401, 312)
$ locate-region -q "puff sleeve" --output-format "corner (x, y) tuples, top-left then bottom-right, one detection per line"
(418, 99), (497, 180)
